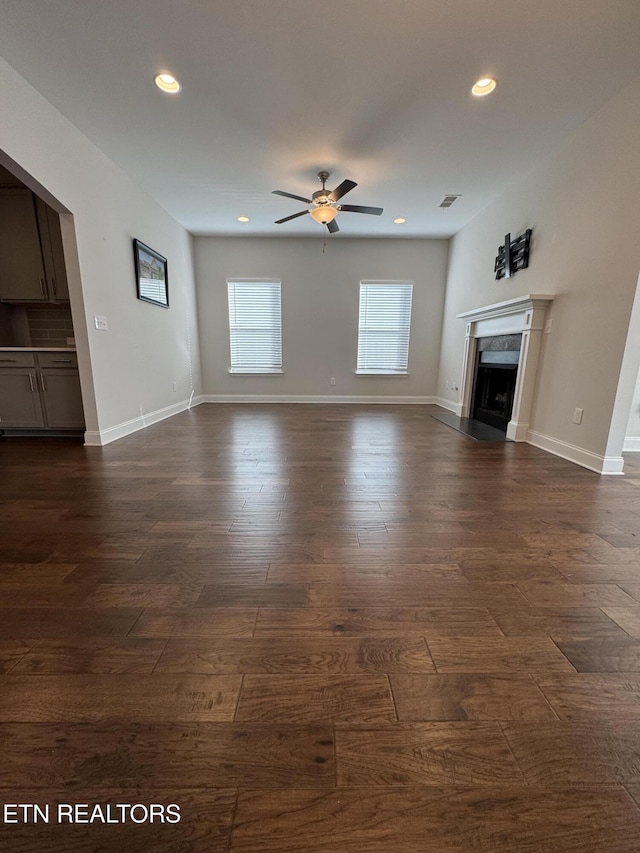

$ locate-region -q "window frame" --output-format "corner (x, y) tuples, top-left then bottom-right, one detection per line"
(227, 279), (283, 375)
(355, 280), (414, 376)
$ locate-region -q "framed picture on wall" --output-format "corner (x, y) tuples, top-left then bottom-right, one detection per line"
(133, 239), (169, 307)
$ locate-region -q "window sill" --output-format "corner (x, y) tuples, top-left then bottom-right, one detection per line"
(355, 370), (410, 376)
(228, 369), (284, 375)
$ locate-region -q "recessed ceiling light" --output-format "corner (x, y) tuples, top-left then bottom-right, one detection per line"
(394, 217), (406, 224)
(237, 216), (250, 223)
(154, 73), (181, 94)
(471, 77), (497, 97)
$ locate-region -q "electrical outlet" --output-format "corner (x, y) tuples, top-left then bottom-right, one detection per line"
(330, 377), (336, 386)
(445, 380), (449, 389)
(94, 315), (108, 331)
(172, 381), (177, 392)
(573, 407), (583, 425)
(544, 318), (553, 334)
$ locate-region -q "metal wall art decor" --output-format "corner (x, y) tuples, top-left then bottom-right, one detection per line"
(494, 229), (532, 280)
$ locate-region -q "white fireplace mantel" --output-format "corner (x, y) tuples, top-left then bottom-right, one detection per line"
(457, 294), (554, 441)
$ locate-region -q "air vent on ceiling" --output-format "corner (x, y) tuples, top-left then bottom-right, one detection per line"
(439, 194), (461, 208)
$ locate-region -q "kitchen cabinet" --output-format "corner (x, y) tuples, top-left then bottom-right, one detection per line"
(0, 189), (69, 303)
(35, 197), (70, 301)
(0, 351), (84, 432)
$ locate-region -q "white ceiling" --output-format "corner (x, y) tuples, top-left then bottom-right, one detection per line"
(1, 0), (639, 238)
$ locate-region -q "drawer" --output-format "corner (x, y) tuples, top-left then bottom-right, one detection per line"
(37, 352), (78, 368)
(0, 352), (36, 367)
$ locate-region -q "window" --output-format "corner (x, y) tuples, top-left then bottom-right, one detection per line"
(356, 281), (413, 374)
(227, 280), (282, 373)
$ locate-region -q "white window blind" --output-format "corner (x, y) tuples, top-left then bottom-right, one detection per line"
(356, 281), (413, 374)
(227, 281), (282, 373)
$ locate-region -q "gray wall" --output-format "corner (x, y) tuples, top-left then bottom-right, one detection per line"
(437, 74), (640, 468)
(194, 236), (449, 400)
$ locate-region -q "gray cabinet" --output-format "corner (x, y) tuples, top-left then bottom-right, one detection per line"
(35, 197), (70, 301)
(0, 190), (48, 301)
(0, 190), (69, 303)
(0, 351), (83, 431)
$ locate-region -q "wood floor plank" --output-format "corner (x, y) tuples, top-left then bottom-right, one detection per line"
(254, 607), (502, 637)
(0, 562), (77, 583)
(308, 580), (529, 609)
(130, 609), (258, 638)
(155, 637), (435, 674)
(0, 675), (242, 722)
(518, 581), (637, 608)
(11, 638), (167, 674)
(554, 637), (640, 672)
(196, 583), (309, 608)
(390, 674), (557, 721)
(0, 608), (142, 639)
(557, 563), (640, 584)
(490, 606), (628, 638)
(534, 674), (640, 719)
(502, 721), (640, 784)
(427, 637), (575, 672)
(0, 722), (335, 789)
(267, 562), (467, 583)
(603, 607), (640, 638)
(0, 640), (33, 673)
(236, 675), (395, 723)
(231, 787), (640, 852)
(65, 562), (270, 584)
(335, 723), (523, 785)
(84, 583), (204, 608)
(0, 582), (96, 607)
(0, 788), (237, 853)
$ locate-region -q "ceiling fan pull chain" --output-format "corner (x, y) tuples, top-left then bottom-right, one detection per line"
(322, 235), (327, 254)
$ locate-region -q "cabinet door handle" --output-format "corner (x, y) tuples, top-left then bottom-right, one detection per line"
(40, 373), (46, 392)
(28, 373), (35, 392)
(52, 358), (72, 363)
(51, 278), (57, 298)
(0, 358), (18, 363)
(39, 278), (46, 297)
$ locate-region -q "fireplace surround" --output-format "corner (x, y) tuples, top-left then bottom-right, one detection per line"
(457, 294), (554, 441)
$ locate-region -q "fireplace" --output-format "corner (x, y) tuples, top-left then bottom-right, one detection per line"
(471, 335), (521, 432)
(457, 295), (554, 442)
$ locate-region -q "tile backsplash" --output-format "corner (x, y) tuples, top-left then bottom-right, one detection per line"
(26, 305), (74, 347)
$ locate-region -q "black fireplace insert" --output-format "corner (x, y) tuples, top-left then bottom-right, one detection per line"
(471, 335), (521, 432)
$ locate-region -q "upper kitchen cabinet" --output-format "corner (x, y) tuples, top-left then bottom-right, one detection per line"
(0, 189), (69, 303)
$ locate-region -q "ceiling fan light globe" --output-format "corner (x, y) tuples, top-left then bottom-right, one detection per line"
(309, 206), (338, 224)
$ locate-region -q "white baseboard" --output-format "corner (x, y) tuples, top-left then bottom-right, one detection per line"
(527, 429), (624, 475)
(199, 395), (437, 404)
(84, 397), (202, 446)
(434, 397), (462, 415)
(623, 436), (640, 452)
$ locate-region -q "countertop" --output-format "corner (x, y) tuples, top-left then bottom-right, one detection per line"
(0, 347), (76, 352)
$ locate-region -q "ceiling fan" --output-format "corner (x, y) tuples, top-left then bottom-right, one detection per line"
(272, 171), (383, 233)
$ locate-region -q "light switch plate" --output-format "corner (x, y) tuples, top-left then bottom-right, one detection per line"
(94, 315), (108, 331)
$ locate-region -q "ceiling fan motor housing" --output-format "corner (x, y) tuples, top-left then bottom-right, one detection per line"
(312, 189), (333, 205)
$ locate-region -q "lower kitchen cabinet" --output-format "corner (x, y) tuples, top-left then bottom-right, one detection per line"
(0, 351), (84, 432)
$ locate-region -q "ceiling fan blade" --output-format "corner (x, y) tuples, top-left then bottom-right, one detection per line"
(329, 179), (357, 202)
(327, 219), (340, 234)
(339, 204), (383, 216)
(272, 190), (312, 204)
(274, 210), (309, 224)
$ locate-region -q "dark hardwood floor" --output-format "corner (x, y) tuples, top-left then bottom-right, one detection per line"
(1, 403), (640, 851)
